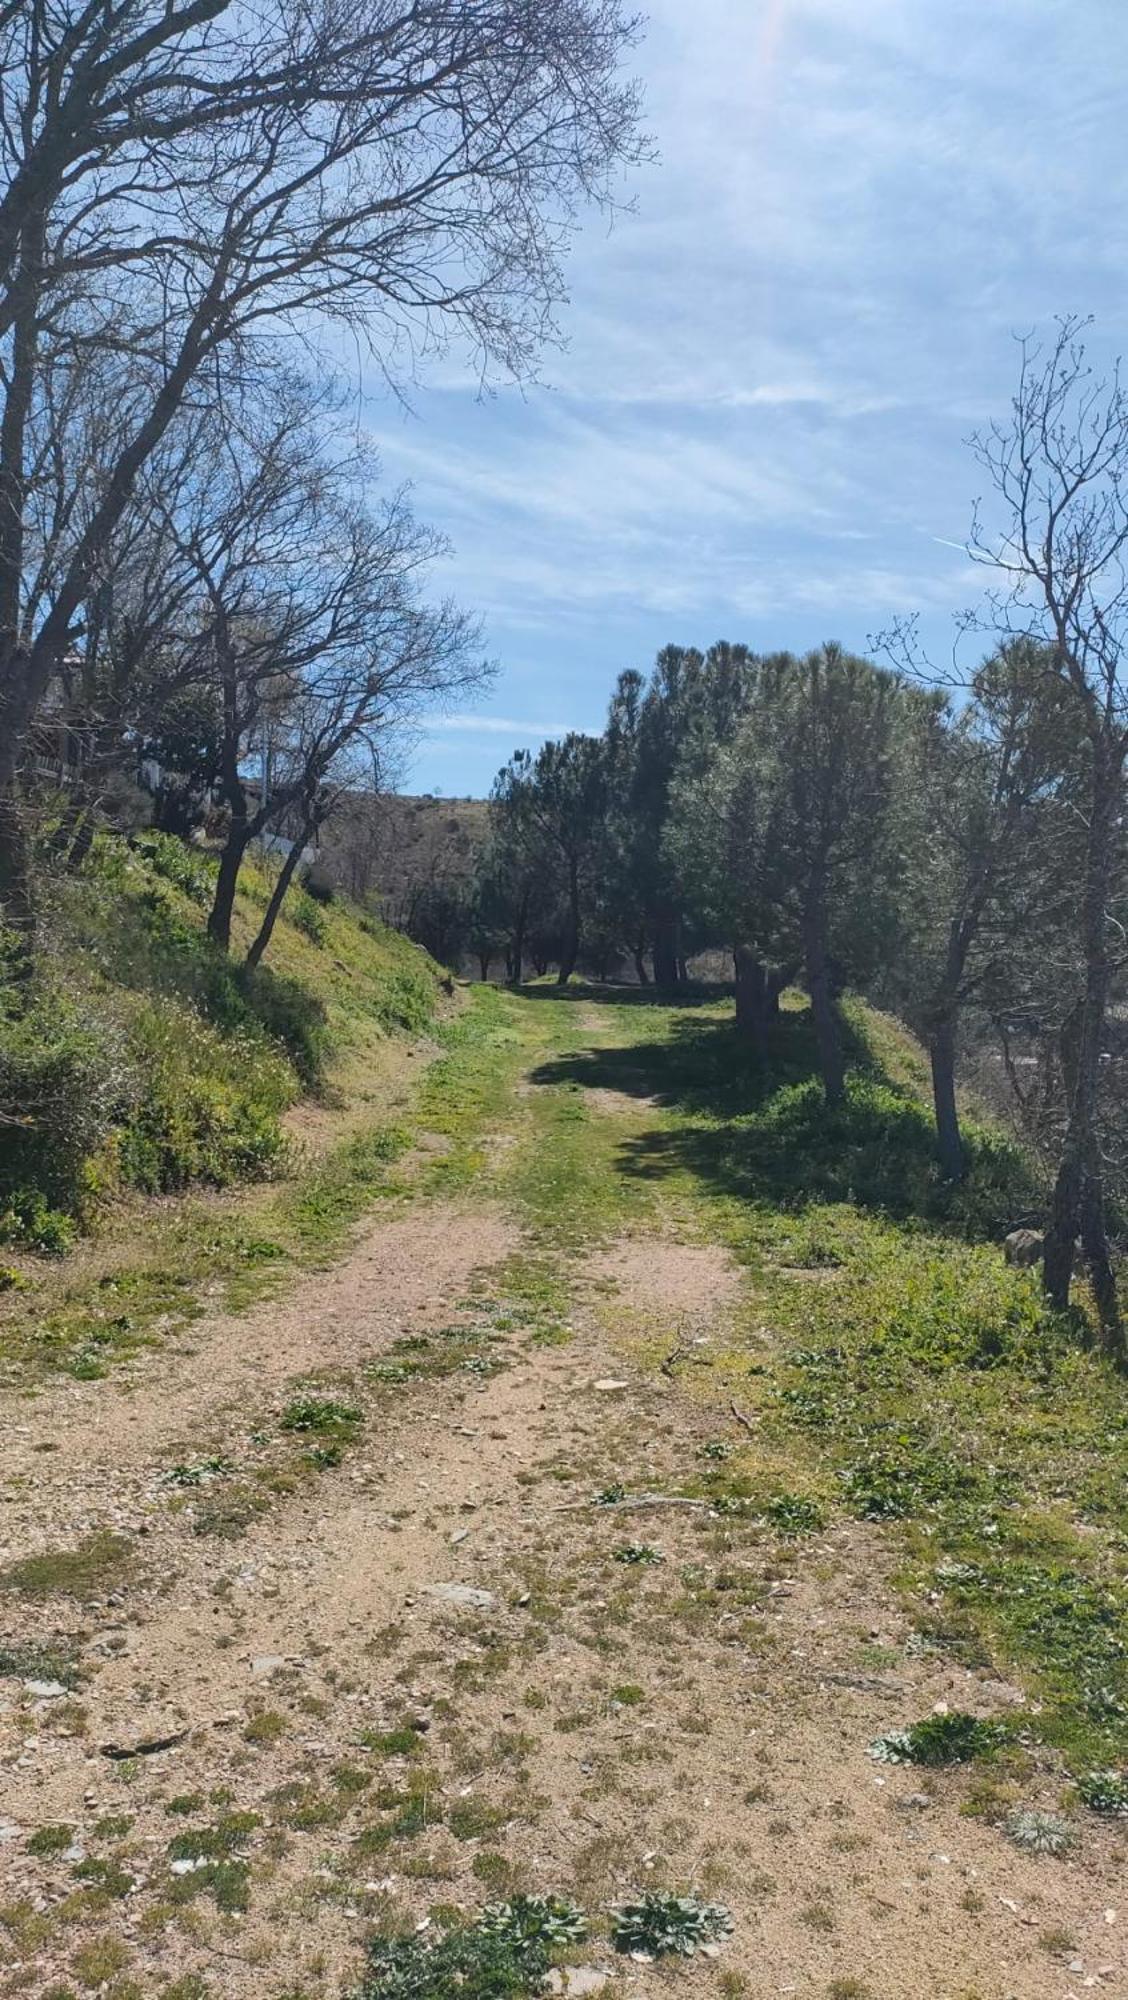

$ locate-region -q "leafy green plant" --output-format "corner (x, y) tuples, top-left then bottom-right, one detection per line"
(1078, 1769), (1128, 1815)
(357, 1926), (546, 2000)
(867, 1712), (1007, 1767)
(478, 1896), (587, 1956)
(611, 1891), (732, 1958)
(763, 1492), (825, 1536)
(162, 1456), (231, 1488)
(612, 1543), (663, 1566)
(280, 1394), (363, 1443)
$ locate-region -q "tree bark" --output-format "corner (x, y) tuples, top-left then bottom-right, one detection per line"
(245, 827), (312, 969)
(1078, 1145), (1125, 1363)
(1043, 748), (1120, 1327)
(556, 858), (580, 985)
(652, 911), (680, 987)
(928, 1012), (964, 1181)
(208, 821), (250, 950)
(632, 945), (649, 986)
(733, 946), (769, 1059)
(803, 883), (844, 1105)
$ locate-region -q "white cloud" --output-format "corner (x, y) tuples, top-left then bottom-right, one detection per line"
(357, 0), (1128, 792)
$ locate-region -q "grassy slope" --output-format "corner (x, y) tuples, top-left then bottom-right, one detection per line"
(0, 833), (446, 1381)
(415, 981), (1128, 1794)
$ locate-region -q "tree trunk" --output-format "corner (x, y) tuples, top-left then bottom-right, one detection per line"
(1043, 749), (1120, 1328)
(208, 819), (250, 951)
(1079, 1146), (1125, 1363)
(652, 911), (680, 988)
(632, 947), (649, 986)
(477, 952), (492, 982)
(803, 885), (844, 1106)
(928, 1012), (964, 1181)
(245, 828), (311, 970)
(557, 859), (580, 985)
(0, 767), (34, 965)
(733, 946), (769, 1060)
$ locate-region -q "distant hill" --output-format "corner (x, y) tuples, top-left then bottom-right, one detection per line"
(317, 792), (490, 929)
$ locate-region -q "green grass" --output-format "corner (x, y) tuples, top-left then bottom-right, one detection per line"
(517, 988), (1128, 1783)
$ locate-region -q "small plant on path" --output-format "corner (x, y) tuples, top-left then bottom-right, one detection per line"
(611, 1891), (732, 1958)
(1078, 1769), (1128, 1815)
(612, 1543), (663, 1566)
(478, 1895), (588, 1956)
(867, 1712), (1007, 1766)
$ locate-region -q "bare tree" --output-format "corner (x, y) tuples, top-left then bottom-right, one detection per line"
(970, 318), (1128, 1355)
(129, 379), (481, 952)
(0, 0), (646, 944)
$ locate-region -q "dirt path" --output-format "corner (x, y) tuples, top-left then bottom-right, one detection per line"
(1, 997), (1124, 2000)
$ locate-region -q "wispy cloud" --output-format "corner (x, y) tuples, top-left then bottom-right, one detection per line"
(362, 0), (1128, 795)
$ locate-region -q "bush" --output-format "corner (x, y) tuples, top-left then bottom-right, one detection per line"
(290, 891), (328, 945)
(0, 989), (127, 1240)
(116, 1002), (293, 1192)
(129, 830), (215, 907)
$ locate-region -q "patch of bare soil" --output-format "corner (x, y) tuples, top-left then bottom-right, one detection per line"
(2, 1153), (1125, 1997)
(589, 1237), (743, 1318)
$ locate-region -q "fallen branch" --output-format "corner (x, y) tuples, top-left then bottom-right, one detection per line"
(729, 1400), (757, 1434)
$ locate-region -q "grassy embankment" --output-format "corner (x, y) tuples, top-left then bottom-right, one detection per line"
(0, 831), (446, 1382)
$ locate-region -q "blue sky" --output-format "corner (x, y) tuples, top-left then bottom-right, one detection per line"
(362, 0), (1128, 798)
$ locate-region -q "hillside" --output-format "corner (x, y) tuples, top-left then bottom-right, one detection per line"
(0, 832), (449, 1374)
(317, 793), (490, 928)
(3, 981), (1128, 1999)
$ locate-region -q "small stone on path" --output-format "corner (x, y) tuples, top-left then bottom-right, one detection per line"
(421, 1583), (497, 1610)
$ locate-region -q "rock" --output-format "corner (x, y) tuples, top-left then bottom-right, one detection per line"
(421, 1584), (497, 1611)
(547, 1972), (612, 1996)
(250, 1655), (289, 1677)
(23, 1679), (68, 1698)
(0, 1820), (20, 1844)
(593, 1379), (629, 1392)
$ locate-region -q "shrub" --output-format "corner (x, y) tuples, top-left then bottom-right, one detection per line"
(0, 988), (126, 1240)
(290, 891), (328, 946)
(116, 1002), (292, 1192)
(129, 831), (215, 907)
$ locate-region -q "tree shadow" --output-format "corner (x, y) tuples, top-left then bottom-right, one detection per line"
(527, 1006), (1034, 1237)
(510, 978), (728, 1011)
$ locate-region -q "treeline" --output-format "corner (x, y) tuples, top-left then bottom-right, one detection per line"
(437, 322), (1128, 1361)
(468, 638), (1073, 1165)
